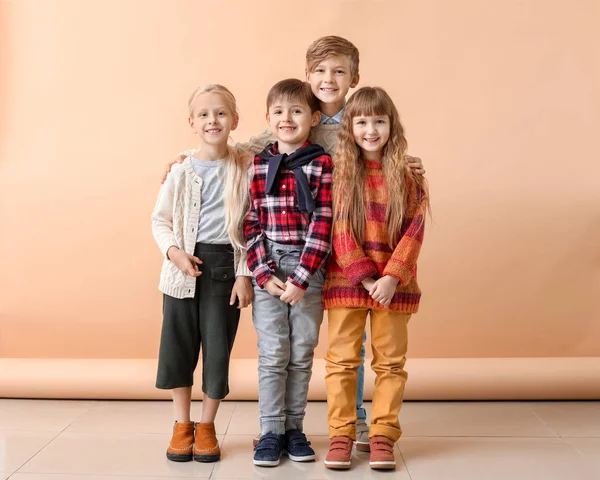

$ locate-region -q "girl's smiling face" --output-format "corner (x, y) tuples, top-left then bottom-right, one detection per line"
(189, 92), (238, 146)
(352, 114), (391, 160)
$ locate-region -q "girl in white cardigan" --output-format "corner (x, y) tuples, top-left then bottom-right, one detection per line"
(151, 84), (253, 463)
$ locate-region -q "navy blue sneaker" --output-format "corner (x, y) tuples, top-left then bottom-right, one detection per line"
(284, 429), (315, 462)
(253, 433), (285, 467)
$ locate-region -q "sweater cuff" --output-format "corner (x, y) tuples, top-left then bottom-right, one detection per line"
(160, 240), (178, 260)
(383, 261), (414, 286)
(236, 250), (253, 277)
(343, 257), (379, 287)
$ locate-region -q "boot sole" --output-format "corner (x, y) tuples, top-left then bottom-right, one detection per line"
(253, 458), (280, 467)
(324, 460), (351, 470)
(166, 452), (193, 462)
(194, 453), (220, 463)
(286, 451), (315, 462)
(370, 461), (396, 470)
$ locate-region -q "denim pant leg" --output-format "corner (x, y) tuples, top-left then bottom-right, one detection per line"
(284, 268), (325, 431)
(252, 268), (290, 435)
(356, 330), (367, 420)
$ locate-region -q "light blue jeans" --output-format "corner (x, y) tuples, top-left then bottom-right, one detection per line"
(252, 241), (325, 435)
(356, 330), (367, 420)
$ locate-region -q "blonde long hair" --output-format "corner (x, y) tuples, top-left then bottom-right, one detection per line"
(333, 86), (427, 247)
(187, 84), (250, 250)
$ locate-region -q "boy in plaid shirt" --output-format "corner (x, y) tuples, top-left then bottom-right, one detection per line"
(243, 78), (333, 467)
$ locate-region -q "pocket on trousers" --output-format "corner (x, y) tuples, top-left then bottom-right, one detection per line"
(210, 266), (236, 296)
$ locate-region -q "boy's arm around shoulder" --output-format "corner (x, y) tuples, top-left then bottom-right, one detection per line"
(382, 173), (428, 285)
(233, 127), (276, 155)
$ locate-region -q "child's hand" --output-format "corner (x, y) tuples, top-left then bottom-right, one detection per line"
(230, 276), (253, 309)
(406, 155), (425, 176)
(279, 281), (305, 306)
(161, 153), (187, 184)
(264, 276), (287, 297)
(361, 277), (376, 292)
(369, 275), (399, 308)
(167, 247), (202, 277)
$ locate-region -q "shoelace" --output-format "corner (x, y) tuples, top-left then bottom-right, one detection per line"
(254, 434), (282, 452)
(274, 249), (301, 267)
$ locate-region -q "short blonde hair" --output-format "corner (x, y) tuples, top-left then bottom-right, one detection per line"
(305, 36), (360, 78)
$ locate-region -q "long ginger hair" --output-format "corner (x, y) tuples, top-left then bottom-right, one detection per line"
(333, 86), (427, 247)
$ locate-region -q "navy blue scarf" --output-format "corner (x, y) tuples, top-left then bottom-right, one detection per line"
(262, 142), (326, 214)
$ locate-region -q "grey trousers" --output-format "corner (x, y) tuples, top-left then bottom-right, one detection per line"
(252, 241), (326, 435)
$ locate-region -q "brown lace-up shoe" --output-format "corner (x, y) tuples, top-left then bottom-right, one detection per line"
(166, 421), (194, 462)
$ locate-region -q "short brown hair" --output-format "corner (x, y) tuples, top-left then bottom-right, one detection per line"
(306, 36), (360, 78)
(266, 78), (320, 113)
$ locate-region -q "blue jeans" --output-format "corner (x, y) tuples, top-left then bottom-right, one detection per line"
(252, 241), (325, 435)
(356, 330), (367, 420)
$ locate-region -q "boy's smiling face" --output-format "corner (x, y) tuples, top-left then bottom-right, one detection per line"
(306, 55), (359, 113)
(267, 97), (320, 153)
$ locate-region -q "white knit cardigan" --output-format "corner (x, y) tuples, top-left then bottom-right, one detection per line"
(151, 157), (252, 299)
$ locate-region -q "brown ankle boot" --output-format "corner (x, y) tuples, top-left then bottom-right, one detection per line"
(194, 422), (220, 462)
(166, 421), (194, 462)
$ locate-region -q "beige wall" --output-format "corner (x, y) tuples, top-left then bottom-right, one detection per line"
(1, 0), (599, 373)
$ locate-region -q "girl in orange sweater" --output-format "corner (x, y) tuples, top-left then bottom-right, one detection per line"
(323, 87), (429, 471)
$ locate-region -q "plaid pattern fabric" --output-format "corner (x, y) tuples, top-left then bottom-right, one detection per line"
(244, 142), (333, 290)
(319, 107), (344, 125)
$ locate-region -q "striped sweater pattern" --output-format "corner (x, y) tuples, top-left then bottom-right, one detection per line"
(323, 160), (427, 313)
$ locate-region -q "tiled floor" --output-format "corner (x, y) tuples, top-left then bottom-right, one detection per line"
(1, 400), (599, 479)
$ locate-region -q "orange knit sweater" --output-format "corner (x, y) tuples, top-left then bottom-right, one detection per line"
(323, 160), (427, 313)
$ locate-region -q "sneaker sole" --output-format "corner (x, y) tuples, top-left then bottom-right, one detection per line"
(194, 453), (220, 463)
(166, 452), (193, 462)
(253, 458), (281, 467)
(285, 451), (315, 462)
(370, 460), (396, 470)
(355, 441), (370, 452)
(324, 460), (351, 470)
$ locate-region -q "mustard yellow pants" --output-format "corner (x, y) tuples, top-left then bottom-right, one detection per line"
(325, 307), (410, 441)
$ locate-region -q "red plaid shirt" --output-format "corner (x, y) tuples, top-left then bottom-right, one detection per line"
(244, 142), (333, 290)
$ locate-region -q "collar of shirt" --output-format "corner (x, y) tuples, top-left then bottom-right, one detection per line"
(319, 107), (344, 125)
